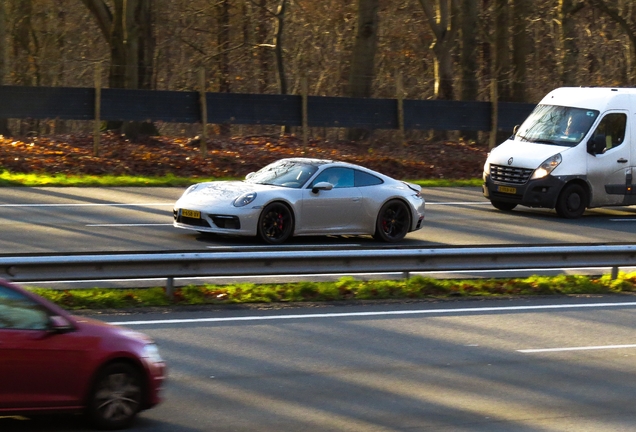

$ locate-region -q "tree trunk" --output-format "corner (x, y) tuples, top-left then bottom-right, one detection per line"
(0, 0), (10, 136)
(81, 0), (157, 139)
(347, 0), (379, 141)
(511, 0), (529, 102)
(217, 0), (231, 136)
(417, 0), (459, 100)
(459, 0), (478, 140)
(587, 0), (636, 84)
(257, 0), (269, 93)
(560, 0), (585, 86)
(494, 0), (510, 102)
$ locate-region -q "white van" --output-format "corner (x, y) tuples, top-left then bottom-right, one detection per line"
(483, 87), (634, 218)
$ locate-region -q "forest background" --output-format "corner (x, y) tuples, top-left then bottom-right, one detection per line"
(0, 0), (635, 180)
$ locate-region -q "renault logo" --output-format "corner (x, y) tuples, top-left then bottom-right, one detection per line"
(508, 157), (514, 165)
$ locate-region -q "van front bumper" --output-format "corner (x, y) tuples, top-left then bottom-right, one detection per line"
(483, 174), (566, 209)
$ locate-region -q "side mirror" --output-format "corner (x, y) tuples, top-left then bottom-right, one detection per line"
(245, 172), (255, 180)
(512, 124), (520, 135)
(311, 181), (334, 194)
(587, 135), (605, 155)
(48, 315), (74, 333)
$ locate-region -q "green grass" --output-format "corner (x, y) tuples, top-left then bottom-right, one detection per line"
(0, 170), (482, 187)
(410, 178), (483, 188)
(26, 273), (636, 310)
(0, 172), (223, 187)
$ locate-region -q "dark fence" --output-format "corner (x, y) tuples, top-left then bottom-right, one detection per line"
(0, 85), (535, 132)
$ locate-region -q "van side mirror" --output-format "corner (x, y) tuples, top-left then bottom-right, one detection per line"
(587, 136), (605, 155)
(512, 125), (520, 135)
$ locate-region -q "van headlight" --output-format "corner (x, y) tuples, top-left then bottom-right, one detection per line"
(531, 153), (562, 179)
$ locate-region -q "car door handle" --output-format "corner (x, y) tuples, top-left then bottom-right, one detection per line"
(618, 158), (628, 163)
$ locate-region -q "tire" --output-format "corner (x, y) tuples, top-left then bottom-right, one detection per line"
(555, 183), (587, 219)
(373, 200), (411, 242)
(490, 200), (517, 211)
(87, 362), (143, 430)
(257, 202), (294, 244)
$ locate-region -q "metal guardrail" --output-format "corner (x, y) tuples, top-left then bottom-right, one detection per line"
(2, 244), (636, 291)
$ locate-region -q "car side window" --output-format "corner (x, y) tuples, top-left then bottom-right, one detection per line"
(589, 113), (627, 154)
(310, 167), (354, 188)
(354, 170), (383, 187)
(0, 286), (49, 330)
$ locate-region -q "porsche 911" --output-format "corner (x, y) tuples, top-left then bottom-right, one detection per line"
(173, 158), (425, 244)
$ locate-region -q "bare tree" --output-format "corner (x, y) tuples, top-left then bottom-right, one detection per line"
(81, 0), (156, 138)
(493, 0), (510, 101)
(587, 0), (636, 84)
(347, 0), (379, 141)
(417, 0), (459, 100)
(0, 0), (10, 136)
(559, 0), (585, 86)
(511, 0), (530, 102)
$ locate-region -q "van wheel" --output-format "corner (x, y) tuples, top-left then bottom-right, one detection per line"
(555, 183), (587, 219)
(491, 200), (517, 211)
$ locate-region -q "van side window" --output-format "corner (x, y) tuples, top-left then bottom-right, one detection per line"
(590, 113), (627, 154)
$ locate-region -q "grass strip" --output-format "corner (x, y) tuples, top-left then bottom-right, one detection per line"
(0, 170), (481, 188)
(26, 273), (636, 310)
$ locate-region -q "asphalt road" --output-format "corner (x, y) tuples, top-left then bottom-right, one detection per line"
(3, 186), (636, 254)
(3, 296), (636, 431)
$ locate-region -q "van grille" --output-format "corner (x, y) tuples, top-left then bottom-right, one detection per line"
(490, 164), (534, 184)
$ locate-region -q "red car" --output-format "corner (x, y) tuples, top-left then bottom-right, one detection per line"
(0, 279), (165, 430)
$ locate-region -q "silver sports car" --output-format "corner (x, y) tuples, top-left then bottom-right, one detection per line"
(173, 158), (425, 244)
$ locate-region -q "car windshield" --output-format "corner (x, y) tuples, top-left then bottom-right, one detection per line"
(514, 104), (599, 147)
(245, 160), (320, 188)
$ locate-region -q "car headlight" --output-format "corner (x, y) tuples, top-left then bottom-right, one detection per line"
(233, 192), (257, 207)
(531, 153), (562, 179)
(142, 343), (164, 364)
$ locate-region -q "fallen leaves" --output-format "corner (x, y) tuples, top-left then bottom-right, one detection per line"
(0, 132), (489, 180)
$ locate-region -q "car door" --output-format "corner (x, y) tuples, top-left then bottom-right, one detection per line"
(586, 111), (632, 207)
(300, 167), (364, 233)
(0, 286), (90, 409)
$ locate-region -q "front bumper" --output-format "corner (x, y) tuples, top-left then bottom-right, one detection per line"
(483, 174), (565, 209)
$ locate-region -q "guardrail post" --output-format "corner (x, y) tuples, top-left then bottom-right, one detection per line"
(403, 271), (410, 280)
(611, 266), (619, 280)
(166, 277), (175, 300)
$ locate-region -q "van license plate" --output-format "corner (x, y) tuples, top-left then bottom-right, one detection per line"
(182, 209), (201, 219)
(497, 186), (517, 194)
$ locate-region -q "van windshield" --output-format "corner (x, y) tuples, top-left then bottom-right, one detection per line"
(514, 105), (599, 147)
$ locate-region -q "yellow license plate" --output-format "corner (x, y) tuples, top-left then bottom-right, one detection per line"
(497, 186), (517, 194)
(181, 209), (201, 219)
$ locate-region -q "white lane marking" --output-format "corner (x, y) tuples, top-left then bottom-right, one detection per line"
(206, 244), (363, 249)
(427, 202), (491, 206)
(86, 223), (172, 227)
(2, 201), (492, 208)
(0, 203), (173, 207)
(518, 344), (636, 353)
(108, 301), (636, 326)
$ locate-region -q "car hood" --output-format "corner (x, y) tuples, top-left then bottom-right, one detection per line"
(488, 139), (567, 168)
(177, 180), (280, 205)
(71, 315), (154, 344)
